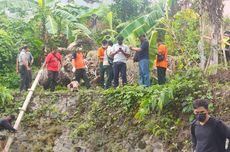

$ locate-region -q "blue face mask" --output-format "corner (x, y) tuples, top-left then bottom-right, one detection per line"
(196, 113), (206, 122)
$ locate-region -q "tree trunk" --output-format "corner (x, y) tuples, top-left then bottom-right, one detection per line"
(199, 0), (206, 70)
(201, 0), (223, 73)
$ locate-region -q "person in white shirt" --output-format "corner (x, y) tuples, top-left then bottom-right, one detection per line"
(103, 40), (114, 89)
(18, 46), (30, 92)
(110, 36), (130, 87)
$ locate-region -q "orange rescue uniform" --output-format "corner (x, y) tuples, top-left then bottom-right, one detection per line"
(156, 44), (168, 68)
(72, 52), (86, 69)
(98, 47), (106, 63)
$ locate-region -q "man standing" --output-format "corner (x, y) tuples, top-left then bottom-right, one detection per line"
(156, 39), (168, 85)
(222, 31), (230, 64)
(98, 40), (108, 87)
(130, 34), (150, 87)
(110, 36), (130, 88)
(44, 47), (62, 92)
(103, 40), (114, 89)
(0, 115), (17, 132)
(191, 99), (230, 152)
(25, 46), (34, 86)
(18, 46), (30, 92)
(72, 44), (91, 88)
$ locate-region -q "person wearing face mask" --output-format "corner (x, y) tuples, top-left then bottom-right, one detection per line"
(97, 40), (108, 87)
(191, 99), (230, 152)
(110, 36), (130, 88)
(71, 43), (91, 89)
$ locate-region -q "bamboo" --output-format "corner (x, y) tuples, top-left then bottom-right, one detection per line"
(3, 67), (44, 152)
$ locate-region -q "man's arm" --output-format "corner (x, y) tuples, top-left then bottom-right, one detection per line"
(121, 46), (130, 58)
(130, 47), (142, 52)
(130, 41), (148, 52)
(218, 121), (230, 139)
(191, 123), (197, 152)
(110, 46), (119, 58)
(30, 53), (34, 65)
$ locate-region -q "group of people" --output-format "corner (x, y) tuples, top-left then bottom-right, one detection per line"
(42, 34), (169, 91)
(9, 36), (230, 152)
(98, 34), (168, 89)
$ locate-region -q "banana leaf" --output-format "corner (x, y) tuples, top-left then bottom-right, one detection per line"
(149, 31), (158, 70)
(46, 15), (58, 35)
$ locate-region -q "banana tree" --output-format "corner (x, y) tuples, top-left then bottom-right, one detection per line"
(118, 0), (177, 70)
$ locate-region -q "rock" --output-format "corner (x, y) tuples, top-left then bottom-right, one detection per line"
(152, 142), (164, 152)
(138, 141), (147, 149)
(67, 81), (80, 92)
(53, 128), (72, 152)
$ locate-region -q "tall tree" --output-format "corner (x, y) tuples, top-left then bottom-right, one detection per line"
(200, 0), (223, 71)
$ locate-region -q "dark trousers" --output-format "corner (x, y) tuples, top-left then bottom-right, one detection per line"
(104, 65), (113, 89)
(99, 62), (106, 87)
(44, 70), (59, 91)
(75, 69), (90, 88)
(28, 69), (32, 86)
(157, 67), (166, 85)
(225, 50), (230, 63)
(113, 62), (127, 88)
(19, 65), (29, 91)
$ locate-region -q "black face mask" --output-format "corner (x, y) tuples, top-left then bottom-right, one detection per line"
(196, 113), (206, 122)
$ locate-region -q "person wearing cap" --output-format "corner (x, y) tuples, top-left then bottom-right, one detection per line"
(44, 46), (62, 92)
(0, 115), (17, 132)
(130, 34), (150, 87)
(72, 44), (91, 88)
(98, 40), (108, 87)
(110, 36), (130, 88)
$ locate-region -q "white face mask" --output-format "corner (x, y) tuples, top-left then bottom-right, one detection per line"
(78, 47), (83, 51)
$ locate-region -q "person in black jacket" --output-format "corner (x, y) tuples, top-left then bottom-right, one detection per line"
(0, 115), (17, 133)
(191, 99), (230, 152)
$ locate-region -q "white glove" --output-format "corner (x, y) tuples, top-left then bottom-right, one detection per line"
(72, 67), (76, 73)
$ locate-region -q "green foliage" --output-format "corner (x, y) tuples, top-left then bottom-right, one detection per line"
(119, 8), (164, 40)
(0, 72), (20, 89)
(104, 68), (211, 122)
(0, 86), (13, 107)
(145, 115), (180, 141)
(111, 0), (145, 22)
(104, 85), (145, 112)
(0, 29), (15, 70)
(164, 9), (199, 69)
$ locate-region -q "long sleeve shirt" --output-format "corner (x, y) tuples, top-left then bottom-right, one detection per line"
(191, 117), (230, 152)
